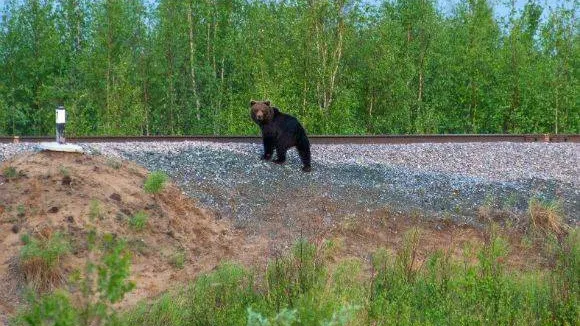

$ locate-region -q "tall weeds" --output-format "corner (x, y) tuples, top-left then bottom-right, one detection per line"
(14, 231), (579, 325)
(368, 226), (578, 325)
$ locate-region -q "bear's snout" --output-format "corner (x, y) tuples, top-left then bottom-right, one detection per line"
(255, 111), (264, 120)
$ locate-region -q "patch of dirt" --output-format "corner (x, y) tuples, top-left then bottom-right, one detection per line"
(0, 151), (549, 321)
(257, 201), (547, 273)
(0, 151), (256, 319)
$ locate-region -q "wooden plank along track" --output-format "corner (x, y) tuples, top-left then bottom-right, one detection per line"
(1, 134), (579, 144)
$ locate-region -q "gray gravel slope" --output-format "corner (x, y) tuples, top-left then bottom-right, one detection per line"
(1, 142), (578, 228)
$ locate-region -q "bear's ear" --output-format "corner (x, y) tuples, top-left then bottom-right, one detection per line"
(250, 100), (256, 106)
(265, 101), (270, 106)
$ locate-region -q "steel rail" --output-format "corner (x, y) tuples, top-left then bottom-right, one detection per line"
(1, 134), (579, 144)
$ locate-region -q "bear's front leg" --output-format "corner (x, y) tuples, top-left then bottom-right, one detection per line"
(273, 146), (287, 164)
(296, 138), (311, 172)
(262, 136), (274, 160)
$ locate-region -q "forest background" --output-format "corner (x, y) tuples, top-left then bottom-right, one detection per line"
(0, 0), (577, 136)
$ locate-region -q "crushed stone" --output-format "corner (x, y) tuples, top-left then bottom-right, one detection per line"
(1, 141), (578, 228)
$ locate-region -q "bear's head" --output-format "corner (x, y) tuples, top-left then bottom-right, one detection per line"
(250, 100), (274, 124)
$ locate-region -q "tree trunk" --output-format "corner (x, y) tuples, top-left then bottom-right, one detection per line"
(166, 42), (175, 134)
(555, 84), (559, 134)
(216, 55), (225, 134)
(507, 22), (519, 133)
(143, 79), (149, 135)
(106, 12), (112, 133)
(188, 2), (201, 122)
(368, 90), (374, 132)
(327, 11), (344, 111)
(470, 79), (477, 133)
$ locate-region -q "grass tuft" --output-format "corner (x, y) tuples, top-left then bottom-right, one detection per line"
(3, 166), (18, 179)
(58, 165), (70, 177)
(170, 251), (186, 269)
(129, 211), (149, 231)
(89, 199), (102, 221)
(266, 239), (326, 310)
(144, 171), (168, 194)
(106, 158), (122, 170)
(19, 232), (70, 291)
(528, 198), (568, 237)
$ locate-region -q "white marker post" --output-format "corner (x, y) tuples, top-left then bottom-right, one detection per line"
(56, 106), (66, 144)
(39, 105), (82, 152)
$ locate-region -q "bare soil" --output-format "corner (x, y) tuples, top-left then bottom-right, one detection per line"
(0, 151), (547, 320)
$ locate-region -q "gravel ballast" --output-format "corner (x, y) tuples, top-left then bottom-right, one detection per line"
(1, 142), (578, 228)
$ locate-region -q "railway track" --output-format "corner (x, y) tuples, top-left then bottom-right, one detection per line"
(0, 134), (578, 144)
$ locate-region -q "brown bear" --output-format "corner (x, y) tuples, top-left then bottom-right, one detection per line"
(250, 100), (311, 172)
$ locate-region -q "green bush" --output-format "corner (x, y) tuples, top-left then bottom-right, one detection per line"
(96, 235), (135, 304)
(549, 229), (579, 324)
(123, 234), (575, 326)
(144, 171), (168, 194)
(15, 232), (135, 325)
(125, 293), (189, 326)
(11, 290), (78, 326)
(246, 307), (298, 326)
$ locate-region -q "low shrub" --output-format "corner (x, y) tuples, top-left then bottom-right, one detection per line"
(11, 290), (78, 326)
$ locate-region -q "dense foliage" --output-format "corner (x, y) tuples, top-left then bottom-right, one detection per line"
(0, 0), (577, 136)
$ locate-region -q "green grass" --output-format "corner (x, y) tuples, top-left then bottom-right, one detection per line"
(106, 158), (122, 170)
(144, 171), (168, 194)
(58, 165), (70, 177)
(13, 230), (579, 326)
(3, 165), (18, 179)
(170, 251), (186, 269)
(12, 290), (79, 326)
(14, 232), (135, 326)
(89, 199), (102, 221)
(16, 204), (25, 217)
(121, 230), (579, 326)
(128, 211), (149, 231)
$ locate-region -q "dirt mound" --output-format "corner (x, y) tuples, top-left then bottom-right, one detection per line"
(0, 151), (258, 318)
